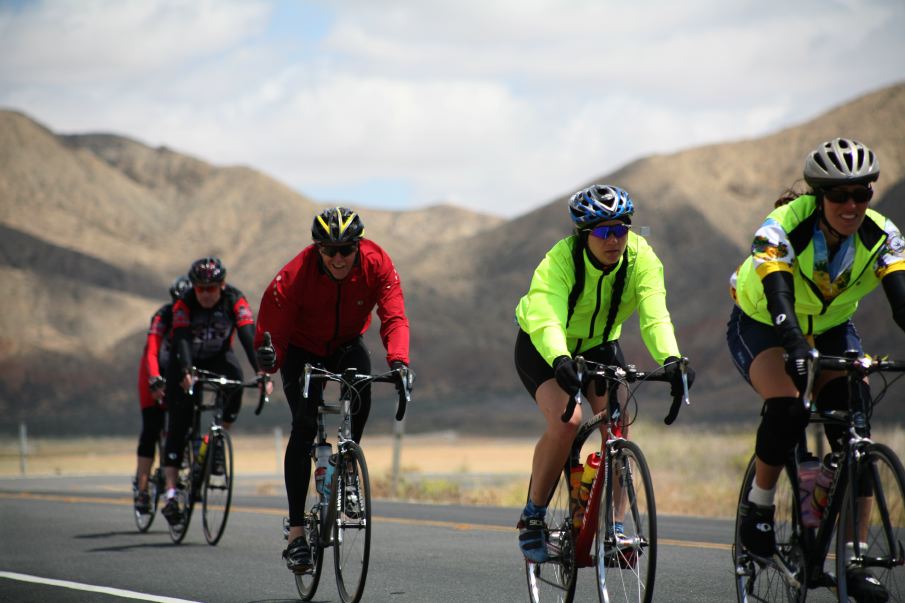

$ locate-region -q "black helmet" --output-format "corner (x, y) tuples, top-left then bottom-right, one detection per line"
(311, 207), (365, 244)
(169, 275), (191, 301)
(804, 138), (880, 188)
(189, 257), (226, 285)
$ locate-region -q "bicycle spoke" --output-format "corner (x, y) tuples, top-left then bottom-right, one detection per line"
(525, 467), (576, 603)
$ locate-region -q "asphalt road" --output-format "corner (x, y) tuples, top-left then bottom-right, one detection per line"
(0, 474), (840, 602)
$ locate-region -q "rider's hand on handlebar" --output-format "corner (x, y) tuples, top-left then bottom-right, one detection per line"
(148, 375), (166, 400)
(256, 332), (277, 371)
(257, 372), (274, 396)
(553, 356), (582, 397)
(663, 356), (695, 398)
(390, 360), (414, 393)
(180, 371), (193, 392)
(782, 335), (811, 393)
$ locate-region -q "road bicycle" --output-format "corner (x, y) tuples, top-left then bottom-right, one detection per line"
(288, 363), (412, 603)
(526, 356), (690, 603)
(167, 367), (269, 545)
(133, 427), (166, 533)
(733, 350), (905, 602)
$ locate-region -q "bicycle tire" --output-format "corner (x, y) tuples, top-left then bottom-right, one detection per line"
(525, 467), (578, 603)
(594, 439), (656, 603)
(732, 455), (806, 603)
(835, 442), (905, 603)
(168, 439), (197, 544)
(333, 443), (371, 603)
(202, 429), (234, 545)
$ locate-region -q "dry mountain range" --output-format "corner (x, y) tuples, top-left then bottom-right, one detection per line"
(2, 83), (904, 436)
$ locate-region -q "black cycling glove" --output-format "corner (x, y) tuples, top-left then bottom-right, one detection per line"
(256, 332), (276, 371)
(390, 360), (414, 393)
(782, 335), (812, 394)
(553, 355), (582, 397)
(663, 356), (695, 398)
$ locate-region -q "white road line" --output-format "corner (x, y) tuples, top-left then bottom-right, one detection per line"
(0, 571), (201, 602)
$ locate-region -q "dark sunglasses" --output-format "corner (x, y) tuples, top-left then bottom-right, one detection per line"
(823, 186), (873, 204)
(194, 284), (220, 293)
(590, 223), (631, 239)
(318, 243), (358, 257)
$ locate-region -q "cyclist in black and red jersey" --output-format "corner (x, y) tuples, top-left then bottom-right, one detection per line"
(133, 274), (191, 513)
(253, 207), (412, 573)
(161, 257), (273, 525)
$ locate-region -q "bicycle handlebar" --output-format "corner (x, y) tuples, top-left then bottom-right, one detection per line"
(302, 363), (413, 421)
(188, 367), (271, 415)
(560, 356), (690, 425)
(799, 350), (905, 406)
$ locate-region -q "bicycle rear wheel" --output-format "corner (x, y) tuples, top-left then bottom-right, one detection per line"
(202, 429), (234, 545)
(595, 439), (656, 603)
(733, 455), (806, 603)
(295, 504), (326, 600)
(835, 442), (905, 602)
(333, 443), (371, 603)
(168, 439), (197, 544)
(525, 467), (577, 603)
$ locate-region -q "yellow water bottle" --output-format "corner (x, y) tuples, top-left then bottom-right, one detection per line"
(580, 452), (602, 504)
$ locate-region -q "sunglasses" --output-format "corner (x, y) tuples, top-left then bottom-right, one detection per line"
(318, 243), (358, 257)
(590, 223), (631, 240)
(194, 284), (220, 293)
(823, 186), (873, 204)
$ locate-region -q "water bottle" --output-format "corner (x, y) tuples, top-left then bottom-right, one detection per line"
(811, 454), (837, 515)
(314, 444), (331, 495)
(197, 434), (209, 468)
(798, 456), (821, 528)
(323, 454), (336, 500)
(579, 452), (602, 504)
(570, 464), (584, 529)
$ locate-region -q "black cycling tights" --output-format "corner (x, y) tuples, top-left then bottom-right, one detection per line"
(281, 339), (372, 526)
(137, 405), (165, 459)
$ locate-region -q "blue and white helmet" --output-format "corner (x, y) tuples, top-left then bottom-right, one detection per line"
(568, 185), (634, 229)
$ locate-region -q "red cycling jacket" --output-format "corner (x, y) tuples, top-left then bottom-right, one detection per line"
(254, 239), (410, 370)
(137, 303), (174, 410)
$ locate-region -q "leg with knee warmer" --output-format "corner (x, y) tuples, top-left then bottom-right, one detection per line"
(755, 396), (810, 466)
(817, 378), (872, 452)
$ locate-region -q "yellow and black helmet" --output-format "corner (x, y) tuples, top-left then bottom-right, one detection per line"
(311, 207), (365, 244)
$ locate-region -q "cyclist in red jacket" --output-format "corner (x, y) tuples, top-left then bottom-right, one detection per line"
(132, 275), (191, 514)
(254, 207), (411, 573)
(161, 257), (272, 525)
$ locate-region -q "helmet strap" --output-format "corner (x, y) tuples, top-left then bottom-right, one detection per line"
(816, 193), (847, 243)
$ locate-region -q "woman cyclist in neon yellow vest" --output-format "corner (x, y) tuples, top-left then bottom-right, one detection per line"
(728, 138), (905, 602)
(513, 184), (694, 562)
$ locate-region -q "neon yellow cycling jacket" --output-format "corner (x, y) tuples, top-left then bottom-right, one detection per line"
(515, 232), (681, 367)
(733, 194), (905, 334)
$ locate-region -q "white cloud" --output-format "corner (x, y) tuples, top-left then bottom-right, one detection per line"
(1, 0), (904, 216)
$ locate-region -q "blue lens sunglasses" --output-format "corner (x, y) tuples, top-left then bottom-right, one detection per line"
(590, 223), (631, 239)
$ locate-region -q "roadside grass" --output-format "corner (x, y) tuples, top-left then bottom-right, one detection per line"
(3, 424), (902, 519)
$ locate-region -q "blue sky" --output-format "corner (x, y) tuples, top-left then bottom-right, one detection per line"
(2, 0), (904, 217)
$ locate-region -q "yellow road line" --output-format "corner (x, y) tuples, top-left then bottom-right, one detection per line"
(0, 491), (732, 551)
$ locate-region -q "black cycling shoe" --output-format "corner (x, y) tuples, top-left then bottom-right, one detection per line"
(162, 498), (183, 526)
(740, 502), (775, 558)
(283, 536), (313, 574)
(134, 490), (151, 514)
(846, 568), (889, 603)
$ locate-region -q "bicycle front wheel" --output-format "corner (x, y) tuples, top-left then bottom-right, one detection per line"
(835, 442), (905, 602)
(202, 429), (234, 545)
(595, 439), (656, 603)
(732, 455), (805, 603)
(333, 443), (371, 603)
(525, 467), (577, 603)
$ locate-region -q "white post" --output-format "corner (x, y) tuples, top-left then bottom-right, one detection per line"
(274, 427), (283, 476)
(19, 422), (27, 476)
(391, 417), (405, 497)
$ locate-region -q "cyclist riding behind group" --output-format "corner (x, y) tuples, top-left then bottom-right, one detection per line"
(133, 274), (191, 514)
(513, 184), (695, 563)
(253, 207), (412, 574)
(727, 138), (905, 602)
(161, 257), (273, 525)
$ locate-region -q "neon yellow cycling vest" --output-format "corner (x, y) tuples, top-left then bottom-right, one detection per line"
(515, 232), (680, 366)
(735, 195), (898, 335)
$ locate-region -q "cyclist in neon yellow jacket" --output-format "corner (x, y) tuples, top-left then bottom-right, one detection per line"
(513, 184), (694, 563)
(728, 138), (905, 602)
